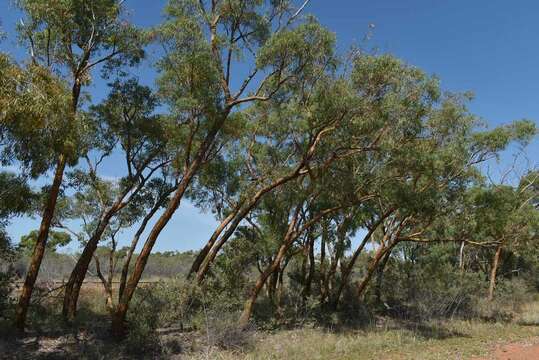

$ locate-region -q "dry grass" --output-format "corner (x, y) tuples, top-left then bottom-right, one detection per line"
(4, 283), (539, 359)
(518, 300), (539, 326)
(185, 302), (539, 360)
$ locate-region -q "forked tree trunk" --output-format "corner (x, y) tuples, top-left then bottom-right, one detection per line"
(331, 226), (377, 308)
(330, 210), (394, 309)
(237, 204), (344, 328)
(14, 155), (67, 331)
(487, 244), (502, 301)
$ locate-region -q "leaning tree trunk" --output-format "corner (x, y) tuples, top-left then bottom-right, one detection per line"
(487, 244), (503, 301)
(14, 81), (82, 330)
(62, 211), (115, 321)
(238, 242), (289, 329)
(356, 244), (397, 299)
(110, 111), (228, 338)
(111, 173), (194, 338)
(188, 208), (238, 277)
(195, 169), (310, 283)
(238, 212), (300, 329)
(331, 226), (377, 309)
(118, 190), (173, 299)
(374, 250), (391, 304)
(14, 155), (67, 331)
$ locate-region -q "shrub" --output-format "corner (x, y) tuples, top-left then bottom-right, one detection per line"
(0, 231), (16, 319)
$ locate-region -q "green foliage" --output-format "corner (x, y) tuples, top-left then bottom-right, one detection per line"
(19, 229), (71, 254)
(0, 60), (74, 175)
(0, 231), (16, 317)
(0, 1), (538, 347)
(16, 0), (146, 72)
(0, 172), (35, 222)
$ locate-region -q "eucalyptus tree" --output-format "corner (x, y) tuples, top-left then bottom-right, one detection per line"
(191, 52), (435, 283)
(461, 183), (539, 300)
(111, 0), (336, 336)
(7, 0), (145, 330)
(228, 52), (447, 310)
(60, 79), (174, 321)
(236, 173), (375, 327)
(191, 73), (360, 283)
(326, 61), (537, 308)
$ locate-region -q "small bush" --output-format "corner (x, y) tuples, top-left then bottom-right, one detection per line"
(0, 232), (16, 318)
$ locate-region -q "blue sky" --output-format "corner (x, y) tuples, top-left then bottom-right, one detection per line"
(1, 0), (538, 252)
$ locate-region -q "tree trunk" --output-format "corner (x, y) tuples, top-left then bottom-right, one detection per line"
(300, 232), (315, 309)
(488, 244), (502, 301)
(111, 174), (192, 337)
(238, 243), (288, 329)
(195, 169), (309, 283)
(119, 197), (166, 299)
(319, 225), (327, 303)
(111, 302), (128, 338)
(14, 80), (83, 331)
(62, 213), (114, 321)
(275, 257), (290, 321)
(188, 208), (238, 278)
(94, 254), (114, 314)
(331, 226), (377, 308)
(238, 212), (300, 329)
(14, 154), (67, 331)
(356, 244), (395, 299)
(459, 241), (465, 273)
(374, 250), (391, 304)
(110, 109), (229, 338)
(267, 270), (278, 300)
(303, 232), (316, 300)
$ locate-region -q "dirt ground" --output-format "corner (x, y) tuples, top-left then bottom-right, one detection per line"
(475, 339), (539, 360)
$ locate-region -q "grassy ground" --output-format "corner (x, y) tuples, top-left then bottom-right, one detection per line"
(2, 287), (539, 359)
(189, 302), (539, 360)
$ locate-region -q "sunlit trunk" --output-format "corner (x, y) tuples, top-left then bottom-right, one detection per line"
(14, 154), (67, 331)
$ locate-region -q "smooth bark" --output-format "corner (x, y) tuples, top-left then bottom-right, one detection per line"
(487, 244), (503, 301)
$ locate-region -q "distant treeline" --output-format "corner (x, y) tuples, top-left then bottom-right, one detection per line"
(10, 250), (197, 282)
